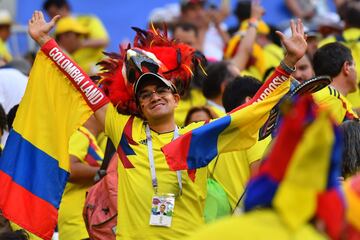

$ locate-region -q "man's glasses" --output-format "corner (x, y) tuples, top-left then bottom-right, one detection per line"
(138, 86), (173, 102)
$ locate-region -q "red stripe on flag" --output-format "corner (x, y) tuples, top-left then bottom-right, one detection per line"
(162, 132), (193, 171)
(0, 171), (57, 240)
(259, 96), (312, 181)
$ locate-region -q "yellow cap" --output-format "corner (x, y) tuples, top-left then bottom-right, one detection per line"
(54, 16), (88, 36)
(240, 19), (270, 35)
(0, 9), (12, 25)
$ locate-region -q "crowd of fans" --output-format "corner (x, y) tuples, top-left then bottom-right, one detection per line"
(0, 0), (360, 239)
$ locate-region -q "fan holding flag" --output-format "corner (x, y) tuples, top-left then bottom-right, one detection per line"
(0, 8), (307, 240)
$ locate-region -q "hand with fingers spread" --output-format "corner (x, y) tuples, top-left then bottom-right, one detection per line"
(276, 19), (307, 68)
(28, 10), (60, 46)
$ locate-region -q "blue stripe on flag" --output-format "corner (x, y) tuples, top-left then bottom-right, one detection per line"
(0, 130), (69, 209)
(187, 115), (231, 169)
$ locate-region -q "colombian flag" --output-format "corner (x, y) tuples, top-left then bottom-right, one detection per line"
(162, 67), (291, 171)
(244, 95), (345, 239)
(0, 39), (108, 239)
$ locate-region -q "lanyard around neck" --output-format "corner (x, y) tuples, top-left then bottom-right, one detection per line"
(145, 124), (182, 196)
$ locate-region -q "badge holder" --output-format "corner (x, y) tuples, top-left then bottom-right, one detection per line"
(145, 124), (182, 228)
(149, 193), (176, 227)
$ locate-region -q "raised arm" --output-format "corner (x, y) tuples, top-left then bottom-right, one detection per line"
(230, 1), (264, 71)
(28, 11), (109, 129)
(276, 18), (307, 71)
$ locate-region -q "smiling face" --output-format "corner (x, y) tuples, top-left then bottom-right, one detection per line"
(136, 77), (180, 122)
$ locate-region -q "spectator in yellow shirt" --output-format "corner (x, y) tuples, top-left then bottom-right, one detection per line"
(312, 42), (358, 123)
(43, 0), (109, 74)
(0, 9), (13, 63)
(58, 115), (104, 240)
(319, 1), (360, 108)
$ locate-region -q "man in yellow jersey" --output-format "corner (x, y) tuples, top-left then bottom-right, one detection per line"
(54, 16), (87, 54)
(28, 11), (307, 239)
(312, 42), (358, 123)
(58, 115), (104, 240)
(319, 1), (360, 109)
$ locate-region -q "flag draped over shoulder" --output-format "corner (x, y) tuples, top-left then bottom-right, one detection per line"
(162, 68), (291, 171)
(0, 39), (108, 239)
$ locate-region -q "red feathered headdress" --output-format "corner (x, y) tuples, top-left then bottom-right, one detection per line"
(98, 25), (204, 115)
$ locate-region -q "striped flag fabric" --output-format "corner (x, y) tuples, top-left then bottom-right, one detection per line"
(162, 67), (291, 172)
(0, 39), (108, 239)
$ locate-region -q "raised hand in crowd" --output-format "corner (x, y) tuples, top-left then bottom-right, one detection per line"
(276, 19), (307, 68)
(28, 10), (60, 46)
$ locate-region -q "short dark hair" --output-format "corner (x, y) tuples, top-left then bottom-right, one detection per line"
(223, 76), (262, 112)
(42, 0), (69, 11)
(233, 0), (251, 22)
(340, 120), (360, 178)
(312, 42), (353, 78)
(202, 61), (236, 99)
(173, 22), (199, 37)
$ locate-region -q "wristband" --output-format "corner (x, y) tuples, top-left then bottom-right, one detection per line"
(248, 18), (259, 29)
(280, 60), (296, 75)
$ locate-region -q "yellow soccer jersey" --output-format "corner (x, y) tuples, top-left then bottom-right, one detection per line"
(105, 104), (207, 240)
(58, 127), (104, 240)
(185, 209), (327, 240)
(313, 86), (358, 124)
(319, 28), (360, 108)
(208, 135), (271, 209)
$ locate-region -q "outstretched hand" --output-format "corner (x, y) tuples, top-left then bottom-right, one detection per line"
(28, 11), (60, 46)
(276, 19), (307, 67)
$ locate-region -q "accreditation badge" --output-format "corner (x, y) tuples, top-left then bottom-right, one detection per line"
(149, 194), (175, 227)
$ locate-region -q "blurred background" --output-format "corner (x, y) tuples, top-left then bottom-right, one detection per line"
(5, 0), (337, 56)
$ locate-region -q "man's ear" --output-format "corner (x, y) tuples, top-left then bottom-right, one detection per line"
(220, 81), (227, 94)
(343, 61), (352, 76)
(173, 93), (181, 107)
